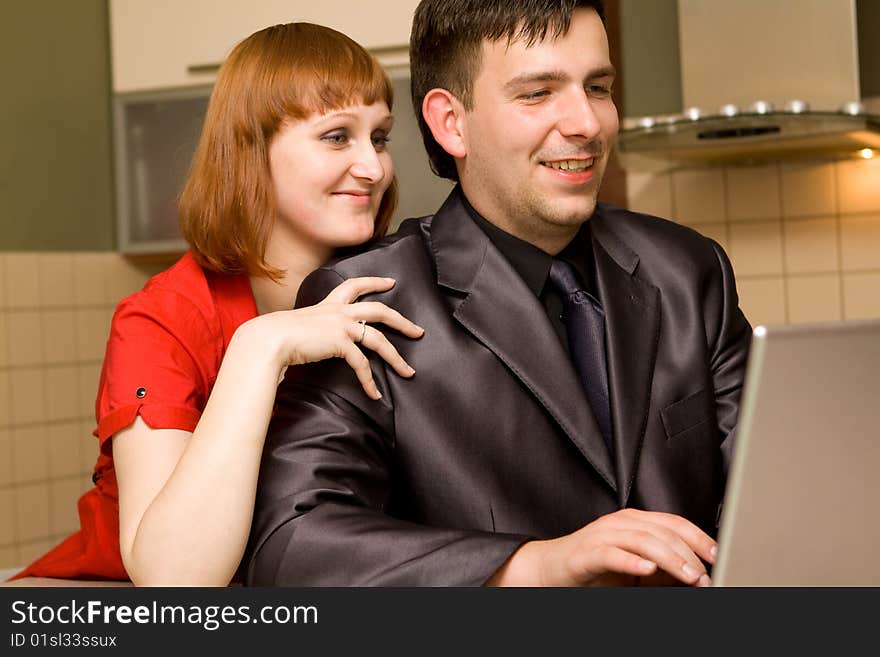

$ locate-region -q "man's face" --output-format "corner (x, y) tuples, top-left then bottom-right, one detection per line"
(458, 8), (618, 252)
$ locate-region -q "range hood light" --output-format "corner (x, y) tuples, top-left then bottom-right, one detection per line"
(785, 100), (810, 114)
(860, 148), (875, 160)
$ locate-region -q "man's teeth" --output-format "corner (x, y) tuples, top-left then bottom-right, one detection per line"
(544, 159), (593, 171)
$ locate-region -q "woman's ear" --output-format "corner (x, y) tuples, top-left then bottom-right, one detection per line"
(421, 88), (467, 159)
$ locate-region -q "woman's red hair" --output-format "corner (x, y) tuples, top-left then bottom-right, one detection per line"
(179, 22), (397, 279)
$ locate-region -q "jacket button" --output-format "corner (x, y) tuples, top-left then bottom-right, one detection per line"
(136, 387), (147, 398)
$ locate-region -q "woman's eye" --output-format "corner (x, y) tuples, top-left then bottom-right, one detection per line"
(321, 131), (348, 146)
(372, 133), (391, 150)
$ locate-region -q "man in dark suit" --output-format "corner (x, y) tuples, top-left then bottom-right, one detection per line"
(245, 0), (751, 586)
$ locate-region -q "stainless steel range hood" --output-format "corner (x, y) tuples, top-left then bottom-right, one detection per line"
(616, 0), (880, 171)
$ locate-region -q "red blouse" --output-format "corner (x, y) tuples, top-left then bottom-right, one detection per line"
(10, 252), (258, 580)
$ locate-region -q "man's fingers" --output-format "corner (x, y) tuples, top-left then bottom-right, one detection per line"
(608, 509), (718, 565)
(322, 277), (396, 304)
(594, 529), (709, 586)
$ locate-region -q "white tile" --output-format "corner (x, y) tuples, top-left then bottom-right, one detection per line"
(690, 223), (729, 255)
(77, 364), (102, 421)
(726, 163), (781, 222)
(780, 160), (837, 218)
(783, 217), (839, 274)
(37, 253), (75, 308)
(837, 158), (880, 215)
(672, 168), (727, 225)
(14, 483), (51, 542)
(9, 368), (46, 426)
(0, 370), (9, 427)
(840, 215), (880, 272)
(626, 171), (673, 220)
(0, 255), (6, 309)
(6, 311), (43, 367)
(41, 310), (79, 365)
(45, 366), (82, 422)
(0, 546), (18, 570)
(787, 274), (842, 324)
(72, 253), (110, 306)
(11, 425), (48, 484)
(843, 273), (880, 320)
(0, 428), (11, 486)
(736, 277), (787, 327)
(48, 421), (83, 479)
(16, 537), (55, 565)
(729, 221), (784, 277)
(80, 419), (99, 475)
(105, 255), (151, 306)
(0, 488), (15, 545)
(75, 309), (112, 362)
(50, 478), (84, 536)
(0, 312), (7, 368)
(4, 253), (41, 309)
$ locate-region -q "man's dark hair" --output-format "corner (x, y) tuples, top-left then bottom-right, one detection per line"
(410, 0), (605, 181)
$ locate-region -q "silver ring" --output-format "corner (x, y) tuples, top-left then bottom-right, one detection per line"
(357, 320), (367, 343)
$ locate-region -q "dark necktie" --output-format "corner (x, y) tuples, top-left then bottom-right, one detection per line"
(548, 259), (613, 454)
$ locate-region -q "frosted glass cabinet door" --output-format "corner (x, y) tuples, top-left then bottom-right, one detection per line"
(114, 87), (210, 254)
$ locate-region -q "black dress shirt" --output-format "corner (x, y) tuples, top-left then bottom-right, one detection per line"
(461, 194), (601, 354)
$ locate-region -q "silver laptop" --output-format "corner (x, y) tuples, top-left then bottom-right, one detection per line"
(712, 319), (880, 586)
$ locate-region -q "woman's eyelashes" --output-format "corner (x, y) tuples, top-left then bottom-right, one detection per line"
(319, 128), (391, 150)
(371, 131), (391, 150)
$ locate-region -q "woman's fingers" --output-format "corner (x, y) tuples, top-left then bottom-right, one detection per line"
(321, 277), (397, 305)
(340, 342), (382, 400)
(357, 324), (416, 378)
(344, 302), (424, 337)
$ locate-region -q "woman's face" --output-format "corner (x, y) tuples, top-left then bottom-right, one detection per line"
(268, 101), (394, 254)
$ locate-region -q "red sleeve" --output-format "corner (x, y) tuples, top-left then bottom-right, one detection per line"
(94, 285), (222, 452)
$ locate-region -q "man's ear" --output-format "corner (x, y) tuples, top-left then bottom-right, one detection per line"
(422, 88), (467, 159)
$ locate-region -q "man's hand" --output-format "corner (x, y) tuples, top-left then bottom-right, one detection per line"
(486, 508), (717, 587)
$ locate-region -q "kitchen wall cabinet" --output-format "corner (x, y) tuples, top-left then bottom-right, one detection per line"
(108, 0), (419, 93)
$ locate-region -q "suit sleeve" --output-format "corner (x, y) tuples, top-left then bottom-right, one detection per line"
(705, 240), (752, 476)
(244, 267), (529, 586)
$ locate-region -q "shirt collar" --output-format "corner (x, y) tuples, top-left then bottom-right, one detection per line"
(460, 192), (596, 298)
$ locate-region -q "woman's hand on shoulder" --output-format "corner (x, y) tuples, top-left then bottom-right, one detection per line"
(237, 277), (423, 400)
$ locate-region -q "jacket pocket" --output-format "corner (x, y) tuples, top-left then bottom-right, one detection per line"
(661, 388), (712, 442)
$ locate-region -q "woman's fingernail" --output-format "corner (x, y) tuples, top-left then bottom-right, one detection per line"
(698, 574), (712, 587)
(710, 546), (718, 560)
(375, 390), (383, 399)
(407, 366), (416, 376)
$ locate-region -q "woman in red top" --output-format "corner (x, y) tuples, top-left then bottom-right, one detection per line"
(11, 23), (423, 585)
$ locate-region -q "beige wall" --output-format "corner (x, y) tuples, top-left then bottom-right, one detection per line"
(628, 156), (880, 326)
(0, 254), (170, 570)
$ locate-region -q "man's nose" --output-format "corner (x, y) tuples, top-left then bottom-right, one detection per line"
(557, 89), (602, 140)
(350, 142), (386, 183)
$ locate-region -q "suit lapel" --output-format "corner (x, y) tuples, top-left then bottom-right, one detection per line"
(592, 211), (661, 507)
(430, 190), (617, 492)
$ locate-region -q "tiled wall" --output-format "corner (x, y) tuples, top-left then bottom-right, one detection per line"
(627, 157), (880, 326)
(1, 156), (878, 573)
(0, 253), (171, 571)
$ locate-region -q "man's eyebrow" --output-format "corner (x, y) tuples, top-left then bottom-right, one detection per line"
(503, 65), (617, 91)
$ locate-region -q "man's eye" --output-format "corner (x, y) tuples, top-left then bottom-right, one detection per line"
(520, 89), (549, 101)
(588, 85), (612, 97)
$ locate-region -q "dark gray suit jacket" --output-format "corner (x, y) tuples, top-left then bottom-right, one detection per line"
(244, 188), (752, 586)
